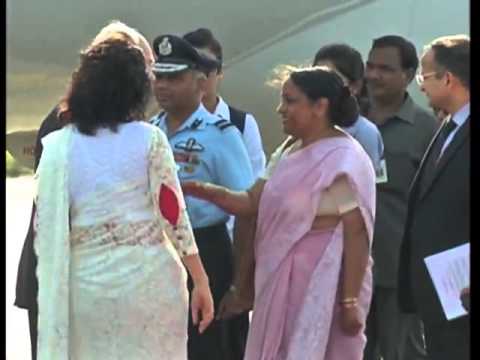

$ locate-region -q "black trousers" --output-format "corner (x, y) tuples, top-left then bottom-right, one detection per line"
(423, 316), (469, 360)
(364, 287), (427, 360)
(187, 223), (249, 360)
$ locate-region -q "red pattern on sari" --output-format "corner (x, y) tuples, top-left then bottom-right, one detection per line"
(159, 184), (180, 226)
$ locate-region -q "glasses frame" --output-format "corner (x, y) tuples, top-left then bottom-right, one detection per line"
(415, 71), (440, 85)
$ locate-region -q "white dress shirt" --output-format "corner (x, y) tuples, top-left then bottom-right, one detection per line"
(212, 96), (266, 179)
(439, 102), (470, 158)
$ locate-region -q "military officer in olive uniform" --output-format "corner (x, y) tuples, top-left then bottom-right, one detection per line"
(150, 34), (254, 360)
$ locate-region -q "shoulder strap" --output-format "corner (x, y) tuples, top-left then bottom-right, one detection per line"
(214, 119), (235, 131)
(228, 106), (247, 134)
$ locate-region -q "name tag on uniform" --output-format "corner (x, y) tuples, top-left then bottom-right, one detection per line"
(376, 159), (388, 184)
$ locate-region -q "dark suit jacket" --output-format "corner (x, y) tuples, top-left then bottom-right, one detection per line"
(398, 116), (470, 325)
(14, 106), (62, 309)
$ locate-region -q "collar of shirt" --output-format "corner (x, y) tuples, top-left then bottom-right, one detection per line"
(342, 115), (362, 136)
(212, 96), (230, 120)
(439, 101), (469, 157)
(451, 102), (470, 127)
(392, 93), (415, 124)
(156, 103), (212, 135)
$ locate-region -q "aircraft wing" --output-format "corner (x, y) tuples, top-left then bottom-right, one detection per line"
(6, 130), (38, 170)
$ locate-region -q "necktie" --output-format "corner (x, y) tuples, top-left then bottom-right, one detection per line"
(431, 119), (458, 164)
(419, 119), (458, 194)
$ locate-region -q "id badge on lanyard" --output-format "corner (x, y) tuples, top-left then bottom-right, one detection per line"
(376, 158), (388, 184)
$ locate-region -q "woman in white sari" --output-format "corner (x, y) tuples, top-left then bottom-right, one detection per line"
(34, 38), (213, 359)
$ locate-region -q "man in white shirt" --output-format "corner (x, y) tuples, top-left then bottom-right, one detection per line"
(183, 28), (266, 179)
(183, 28), (266, 242)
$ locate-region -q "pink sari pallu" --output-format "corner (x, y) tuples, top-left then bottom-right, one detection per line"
(245, 136), (376, 360)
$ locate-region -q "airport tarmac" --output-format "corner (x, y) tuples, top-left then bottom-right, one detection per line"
(7, 176), (34, 360)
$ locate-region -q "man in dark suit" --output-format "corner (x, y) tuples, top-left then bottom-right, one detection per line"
(14, 106), (62, 360)
(398, 34), (470, 360)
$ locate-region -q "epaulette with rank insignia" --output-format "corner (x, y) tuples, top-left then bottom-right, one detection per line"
(213, 119), (235, 131)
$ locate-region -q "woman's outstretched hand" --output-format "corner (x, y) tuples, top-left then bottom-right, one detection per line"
(182, 180), (255, 217)
(181, 181), (217, 201)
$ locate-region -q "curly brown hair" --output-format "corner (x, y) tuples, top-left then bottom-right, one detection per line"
(58, 38), (152, 135)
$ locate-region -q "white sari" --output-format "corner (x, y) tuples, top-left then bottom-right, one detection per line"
(34, 123), (197, 359)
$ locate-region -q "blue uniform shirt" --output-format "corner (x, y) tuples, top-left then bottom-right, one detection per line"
(343, 115), (385, 174)
(151, 104), (254, 228)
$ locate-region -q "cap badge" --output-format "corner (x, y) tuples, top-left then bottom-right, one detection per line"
(158, 37), (172, 56)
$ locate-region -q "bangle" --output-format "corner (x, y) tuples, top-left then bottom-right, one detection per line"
(339, 297), (358, 305)
(341, 302), (358, 309)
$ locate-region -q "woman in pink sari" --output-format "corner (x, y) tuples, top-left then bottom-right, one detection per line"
(183, 66), (376, 359)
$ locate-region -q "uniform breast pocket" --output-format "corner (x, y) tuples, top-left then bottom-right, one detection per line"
(173, 151), (202, 179)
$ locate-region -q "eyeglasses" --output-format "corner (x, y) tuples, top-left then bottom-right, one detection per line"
(415, 71), (439, 85)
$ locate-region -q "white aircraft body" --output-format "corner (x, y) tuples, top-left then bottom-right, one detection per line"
(7, 0), (469, 170)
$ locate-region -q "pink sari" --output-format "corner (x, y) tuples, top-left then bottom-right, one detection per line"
(245, 136), (376, 360)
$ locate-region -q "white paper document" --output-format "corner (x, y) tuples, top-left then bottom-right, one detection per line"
(424, 243), (470, 320)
